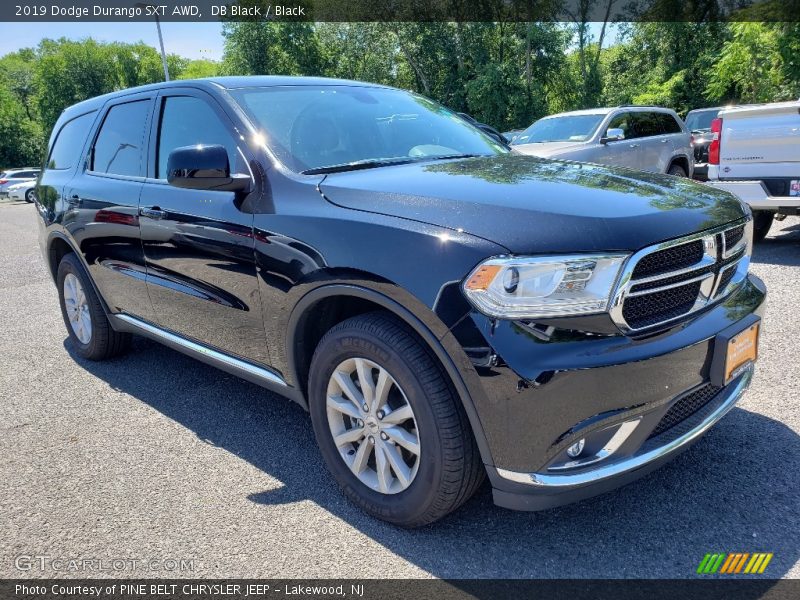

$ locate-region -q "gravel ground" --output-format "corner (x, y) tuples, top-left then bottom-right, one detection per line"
(1, 200), (798, 579)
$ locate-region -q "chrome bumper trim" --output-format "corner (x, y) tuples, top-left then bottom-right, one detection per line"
(496, 364), (753, 488)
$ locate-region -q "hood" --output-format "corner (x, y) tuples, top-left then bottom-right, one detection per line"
(511, 141), (588, 158)
(318, 155), (746, 254)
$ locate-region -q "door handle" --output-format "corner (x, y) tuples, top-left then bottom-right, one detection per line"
(629, 143), (640, 148)
(661, 139), (669, 143)
(139, 206), (167, 219)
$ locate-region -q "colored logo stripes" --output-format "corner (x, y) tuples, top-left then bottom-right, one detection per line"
(697, 553), (773, 574)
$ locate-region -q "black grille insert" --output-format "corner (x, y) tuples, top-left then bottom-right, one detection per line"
(715, 265), (736, 297)
(724, 225), (745, 250)
(631, 240), (704, 279)
(649, 383), (722, 439)
(622, 281), (701, 329)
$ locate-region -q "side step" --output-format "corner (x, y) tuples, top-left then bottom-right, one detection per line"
(112, 313), (302, 403)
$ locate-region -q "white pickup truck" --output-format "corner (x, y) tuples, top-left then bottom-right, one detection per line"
(704, 100), (800, 241)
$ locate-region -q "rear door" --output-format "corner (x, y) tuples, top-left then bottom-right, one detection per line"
(138, 88), (269, 364)
(626, 111), (667, 173)
(658, 112), (689, 169)
(63, 93), (156, 321)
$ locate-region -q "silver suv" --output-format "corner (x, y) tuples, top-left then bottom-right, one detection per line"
(511, 106), (693, 177)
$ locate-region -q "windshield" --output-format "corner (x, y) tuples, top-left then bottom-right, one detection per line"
(229, 86), (507, 173)
(512, 114), (606, 144)
(685, 109), (719, 131)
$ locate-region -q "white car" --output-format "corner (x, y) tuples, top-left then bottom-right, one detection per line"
(512, 106), (694, 177)
(0, 168), (40, 196)
(7, 179), (37, 203)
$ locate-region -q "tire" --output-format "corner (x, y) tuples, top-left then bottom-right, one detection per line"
(308, 311), (484, 527)
(57, 252), (131, 360)
(24, 188), (35, 203)
(752, 210), (774, 243)
(667, 163), (687, 177)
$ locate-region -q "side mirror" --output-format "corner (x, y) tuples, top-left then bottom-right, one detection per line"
(166, 144), (251, 193)
(601, 128), (625, 143)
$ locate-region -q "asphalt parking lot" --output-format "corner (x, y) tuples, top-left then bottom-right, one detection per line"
(1, 199), (798, 579)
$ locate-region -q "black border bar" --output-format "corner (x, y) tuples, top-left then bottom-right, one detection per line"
(2, 0), (800, 22)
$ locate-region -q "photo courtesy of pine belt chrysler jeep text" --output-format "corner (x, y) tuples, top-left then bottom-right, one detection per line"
(36, 77), (766, 526)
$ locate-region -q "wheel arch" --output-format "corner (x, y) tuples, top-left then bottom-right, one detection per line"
(668, 154), (690, 175)
(286, 283), (494, 466)
(46, 232), (113, 318)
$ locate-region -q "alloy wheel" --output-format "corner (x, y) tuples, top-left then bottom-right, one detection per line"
(326, 357), (421, 494)
(63, 273), (92, 344)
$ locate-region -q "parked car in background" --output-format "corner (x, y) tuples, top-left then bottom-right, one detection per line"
(7, 180), (37, 203)
(37, 77), (763, 526)
(512, 107), (693, 177)
(0, 168), (40, 196)
(685, 106), (727, 181)
(503, 129), (523, 143)
(704, 100), (800, 242)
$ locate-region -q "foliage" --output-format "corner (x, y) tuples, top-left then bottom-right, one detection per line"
(0, 20), (799, 169)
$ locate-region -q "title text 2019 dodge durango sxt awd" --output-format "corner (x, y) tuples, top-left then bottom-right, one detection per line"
(36, 77), (765, 526)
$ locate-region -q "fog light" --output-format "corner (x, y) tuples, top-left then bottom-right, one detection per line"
(566, 438), (585, 458)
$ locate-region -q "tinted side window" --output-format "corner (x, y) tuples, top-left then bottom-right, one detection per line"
(157, 96), (237, 179)
(92, 100), (150, 177)
(47, 112), (96, 170)
(659, 113), (682, 134)
(606, 112), (635, 139)
(632, 112), (663, 138)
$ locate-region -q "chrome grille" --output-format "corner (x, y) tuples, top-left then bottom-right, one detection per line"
(610, 220), (752, 333)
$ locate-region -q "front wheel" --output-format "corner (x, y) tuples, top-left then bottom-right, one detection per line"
(752, 210), (774, 243)
(308, 312), (484, 527)
(24, 188), (36, 203)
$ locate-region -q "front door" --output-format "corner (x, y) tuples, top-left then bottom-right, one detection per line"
(598, 111), (641, 170)
(138, 89), (268, 365)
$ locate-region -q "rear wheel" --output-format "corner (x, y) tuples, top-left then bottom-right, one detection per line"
(57, 253), (131, 360)
(667, 163), (687, 177)
(752, 210), (774, 243)
(308, 312), (484, 527)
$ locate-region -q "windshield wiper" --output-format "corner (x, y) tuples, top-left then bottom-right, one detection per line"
(302, 157), (418, 175)
(425, 153), (485, 161)
(302, 153), (489, 175)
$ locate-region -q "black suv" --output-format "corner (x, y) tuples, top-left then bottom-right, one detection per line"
(36, 77), (765, 526)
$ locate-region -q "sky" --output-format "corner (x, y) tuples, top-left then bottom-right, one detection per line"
(0, 22), (618, 62)
(0, 22), (225, 60)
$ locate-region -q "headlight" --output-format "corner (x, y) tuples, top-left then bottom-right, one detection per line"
(463, 254), (629, 319)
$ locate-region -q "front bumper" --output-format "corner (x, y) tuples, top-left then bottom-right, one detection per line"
(492, 365), (752, 510)
(450, 274), (766, 511)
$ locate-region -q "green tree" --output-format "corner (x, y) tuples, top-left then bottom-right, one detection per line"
(177, 59), (219, 80)
(35, 38), (120, 132)
(0, 86), (44, 167)
(706, 23), (793, 103)
(221, 22), (322, 76)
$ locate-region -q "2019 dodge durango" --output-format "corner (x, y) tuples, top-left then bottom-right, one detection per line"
(36, 77), (765, 526)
